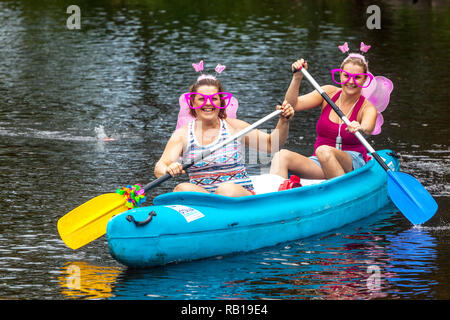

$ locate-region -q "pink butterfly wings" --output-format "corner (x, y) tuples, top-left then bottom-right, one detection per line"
(361, 74), (394, 135)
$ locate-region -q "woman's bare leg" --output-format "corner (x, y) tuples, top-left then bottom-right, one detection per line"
(214, 182), (253, 197)
(173, 182), (209, 193)
(174, 182), (252, 197)
(270, 149), (325, 179)
(315, 145), (353, 179)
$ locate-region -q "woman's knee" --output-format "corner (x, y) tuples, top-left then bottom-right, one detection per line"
(174, 182), (197, 192)
(273, 148), (291, 160)
(315, 145), (334, 162)
(214, 182), (248, 197)
(271, 149), (293, 167)
(214, 182), (235, 197)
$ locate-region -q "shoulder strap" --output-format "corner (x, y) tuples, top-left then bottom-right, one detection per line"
(349, 95), (366, 121)
(332, 90), (342, 101)
(323, 90), (342, 113)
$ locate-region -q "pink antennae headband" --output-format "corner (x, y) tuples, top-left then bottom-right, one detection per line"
(339, 42), (371, 70)
(192, 60), (226, 83)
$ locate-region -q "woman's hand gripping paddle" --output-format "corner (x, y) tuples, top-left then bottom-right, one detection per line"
(57, 109), (282, 249)
(294, 67), (438, 225)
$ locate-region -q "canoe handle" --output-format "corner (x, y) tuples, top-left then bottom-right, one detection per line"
(126, 211), (157, 227)
(387, 150), (401, 159)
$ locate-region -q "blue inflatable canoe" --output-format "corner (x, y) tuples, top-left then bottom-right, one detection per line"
(107, 150), (399, 268)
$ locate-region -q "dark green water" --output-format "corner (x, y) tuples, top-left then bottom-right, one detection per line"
(0, 0), (448, 300)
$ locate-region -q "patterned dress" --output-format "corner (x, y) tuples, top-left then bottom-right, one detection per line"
(182, 119), (254, 193)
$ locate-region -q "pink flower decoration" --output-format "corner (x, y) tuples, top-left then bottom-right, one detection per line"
(192, 60), (204, 72)
(360, 42), (371, 53)
(215, 64), (226, 74)
(338, 42), (349, 53)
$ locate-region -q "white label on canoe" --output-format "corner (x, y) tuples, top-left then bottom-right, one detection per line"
(381, 156), (396, 171)
(165, 205), (204, 223)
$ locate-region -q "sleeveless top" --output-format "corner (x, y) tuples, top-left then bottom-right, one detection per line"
(182, 119), (254, 193)
(313, 90), (369, 163)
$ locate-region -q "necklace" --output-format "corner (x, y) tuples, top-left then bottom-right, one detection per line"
(335, 94), (358, 150)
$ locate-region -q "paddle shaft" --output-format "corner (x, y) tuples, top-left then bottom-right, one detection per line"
(294, 68), (391, 172)
(143, 109), (283, 192)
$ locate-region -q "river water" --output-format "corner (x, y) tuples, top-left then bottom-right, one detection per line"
(0, 0), (448, 300)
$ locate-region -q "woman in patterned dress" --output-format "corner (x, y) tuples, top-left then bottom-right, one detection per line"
(154, 76), (294, 197)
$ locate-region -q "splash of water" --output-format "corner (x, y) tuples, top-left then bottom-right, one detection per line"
(0, 125), (117, 142)
(94, 125), (108, 140)
(94, 125), (115, 141)
(413, 224), (450, 232)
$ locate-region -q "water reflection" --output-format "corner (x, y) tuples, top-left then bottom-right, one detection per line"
(96, 209), (433, 300)
(59, 261), (121, 299)
(50, 208), (441, 300)
(385, 227), (439, 298)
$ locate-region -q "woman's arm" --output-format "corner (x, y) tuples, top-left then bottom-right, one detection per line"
(227, 103), (294, 153)
(294, 86), (336, 111)
(285, 59), (336, 111)
(154, 128), (186, 178)
(346, 101), (378, 135)
(284, 59), (306, 108)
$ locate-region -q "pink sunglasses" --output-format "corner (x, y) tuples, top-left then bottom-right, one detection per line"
(331, 69), (373, 88)
(184, 92), (232, 109)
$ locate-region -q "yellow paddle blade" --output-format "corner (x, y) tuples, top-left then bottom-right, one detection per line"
(57, 193), (129, 250)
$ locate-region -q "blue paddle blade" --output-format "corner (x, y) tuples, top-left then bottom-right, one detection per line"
(387, 171), (438, 225)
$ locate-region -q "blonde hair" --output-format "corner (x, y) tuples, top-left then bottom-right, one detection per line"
(340, 56), (369, 73)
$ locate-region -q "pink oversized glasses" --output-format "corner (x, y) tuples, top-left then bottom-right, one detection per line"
(184, 92), (232, 109)
(331, 69), (373, 88)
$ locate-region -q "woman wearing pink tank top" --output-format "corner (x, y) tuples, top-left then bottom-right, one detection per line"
(270, 55), (378, 180)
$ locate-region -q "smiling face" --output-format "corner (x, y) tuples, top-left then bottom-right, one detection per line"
(340, 62), (367, 95)
(188, 77), (228, 121)
(190, 85), (221, 121)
